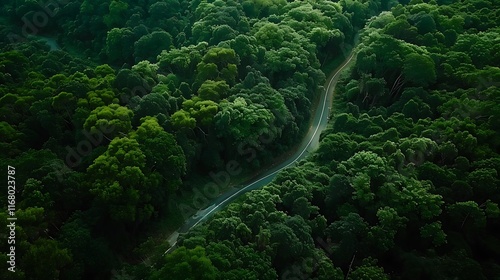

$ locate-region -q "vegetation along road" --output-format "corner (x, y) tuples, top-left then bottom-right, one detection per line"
(164, 48), (358, 255)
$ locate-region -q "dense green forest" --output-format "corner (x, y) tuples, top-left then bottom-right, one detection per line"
(0, 0), (499, 279)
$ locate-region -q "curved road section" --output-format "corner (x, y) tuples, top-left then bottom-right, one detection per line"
(164, 49), (357, 255)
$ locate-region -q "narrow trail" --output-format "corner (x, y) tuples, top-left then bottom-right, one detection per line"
(163, 48), (358, 256)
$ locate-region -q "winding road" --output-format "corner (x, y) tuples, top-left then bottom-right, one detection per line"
(163, 48), (357, 255)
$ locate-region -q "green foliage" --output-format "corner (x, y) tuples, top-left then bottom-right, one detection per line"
(84, 104), (133, 139)
(402, 52), (436, 87)
(132, 117), (186, 192)
(198, 80), (229, 101)
(150, 246), (217, 280)
(215, 97), (274, 143)
(87, 137), (149, 223)
(134, 31), (173, 63)
(171, 109), (197, 129)
(22, 239), (72, 280)
(104, 0), (129, 28)
(1, 0), (499, 278)
(105, 28), (135, 63)
(348, 259), (389, 280)
(145, 0), (500, 279)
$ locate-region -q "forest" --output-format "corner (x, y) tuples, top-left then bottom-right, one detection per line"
(0, 0), (499, 279)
